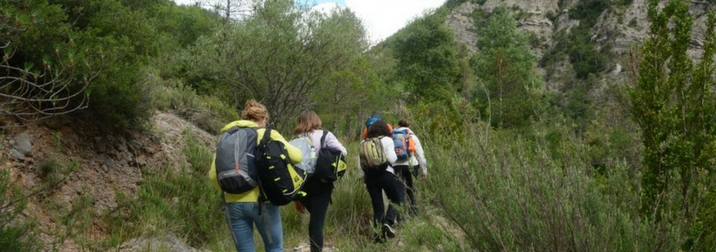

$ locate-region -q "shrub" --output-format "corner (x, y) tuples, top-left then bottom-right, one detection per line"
(0, 170), (42, 251)
(110, 131), (226, 249)
(418, 116), (685, 251)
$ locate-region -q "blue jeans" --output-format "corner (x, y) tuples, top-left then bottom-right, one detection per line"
(224, 202), (283, 252)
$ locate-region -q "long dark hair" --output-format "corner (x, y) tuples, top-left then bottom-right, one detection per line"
(367, 120), (391, 138)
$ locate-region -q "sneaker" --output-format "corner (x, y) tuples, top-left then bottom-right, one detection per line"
(382, 223), (396, 238)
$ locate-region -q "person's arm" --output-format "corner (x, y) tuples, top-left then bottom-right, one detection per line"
(207, 154), (222, 191)
(412, 135), (428, 176)
(324, 131), (348, 156)
(356, 140), (365, 179)
(357, 154), (365, 178)
(262, 128), (303, 164)
(382, 137), (397, 164)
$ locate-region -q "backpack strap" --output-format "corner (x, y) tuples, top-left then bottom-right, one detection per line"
(320, 130), (328, 148)
(257, 125), (272, 203)
(261, 125), (272, 145)
(257, 124), (273, 244)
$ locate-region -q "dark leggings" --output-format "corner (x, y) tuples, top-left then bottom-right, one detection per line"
(364, 170), (405, 229)
(298, 177), (333, 252)
(395, 165), (419, 215)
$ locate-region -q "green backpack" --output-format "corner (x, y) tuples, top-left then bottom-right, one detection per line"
(359, 136), (388, 170)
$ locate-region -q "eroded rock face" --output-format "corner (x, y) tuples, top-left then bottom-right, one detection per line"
(445, 1), (480, 53)
(445, 0), (712, 91)
(1, 112), (217, 252)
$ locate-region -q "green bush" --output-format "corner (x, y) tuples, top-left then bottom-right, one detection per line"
(419, 119), (685, 251)
(110, 131), (226, 249)
(0, 170), (42, 251)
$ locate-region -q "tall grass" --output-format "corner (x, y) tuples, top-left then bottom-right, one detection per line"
(109, 130), (233, 251)
(104, 109), (697, 251)
(413, 118), (688, 251)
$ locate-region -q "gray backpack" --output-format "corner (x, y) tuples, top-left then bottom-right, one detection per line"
(214, 126), (258, 194)
(289, 134), (316, 174)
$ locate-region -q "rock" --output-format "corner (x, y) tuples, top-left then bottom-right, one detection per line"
(105, 157), (115, 169)
(95, 137), (107, 153)
(25, 173), (36, 189)
(9, 148), (25, 160)
(14, 133), (32, 156)
(118, 234), (204, 252)
(42, 115), (69, 130)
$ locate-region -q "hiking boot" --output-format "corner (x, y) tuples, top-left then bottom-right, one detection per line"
(382, 223), (396, 238)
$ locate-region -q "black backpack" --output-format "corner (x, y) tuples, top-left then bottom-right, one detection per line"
(254, 126), (307, 205)
(313, 131), (347, 182)
(214, 127), (258, 194)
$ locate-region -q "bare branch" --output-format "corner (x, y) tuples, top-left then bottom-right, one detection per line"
(0, 41), (99, 126)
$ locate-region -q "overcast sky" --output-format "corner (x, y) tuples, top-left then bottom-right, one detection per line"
(171, 0), (446, 44)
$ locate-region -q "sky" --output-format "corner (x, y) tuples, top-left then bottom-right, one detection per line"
(171, 0), (447, 44)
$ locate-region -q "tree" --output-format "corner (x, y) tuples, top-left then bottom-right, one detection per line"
(313, 56), (381, 136)
(471, 7), (545, 129)
(194, 0), (256, 21)
(392, 12), (461, 102)
(187, 0), (369, 129)
(630, 0), (716, 228)
(0, 0), (102, 125)
(0, 42), (96, 124)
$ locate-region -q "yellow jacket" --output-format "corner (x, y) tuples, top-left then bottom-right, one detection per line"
(208, 120), (303, 203)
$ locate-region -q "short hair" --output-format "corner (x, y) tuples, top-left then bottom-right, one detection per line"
(241, 99), (269, 123)
(398, 119), (409, 128)
(367, 120), (391, 138)
(294, 110), (322, 135)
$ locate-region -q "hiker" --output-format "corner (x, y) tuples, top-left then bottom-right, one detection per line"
(359, 120), (404, 242)
(361, 114), (393, 140)
(291, 110), (348, 252)
(392, 119), (428, 216)
(208, 99), (302, 252)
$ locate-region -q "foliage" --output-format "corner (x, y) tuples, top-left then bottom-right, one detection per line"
(542, 0), (610, 81)
(312, 56), (385, 137)
(0, 169), (41, 251)
(1, 0), (221, 132)
(0, 0), (97, 124)
(629, 0), (716, 249)
(185, 0), (369, 130)
(110, 131), (227, 249)
(570, 0), (609, 28)
(392, 11), (461, 102)
(471, 7), (547, 129)
(153, 3), (223, 48)
(419, 115), (686, 251)
(141, 67), (239, 134)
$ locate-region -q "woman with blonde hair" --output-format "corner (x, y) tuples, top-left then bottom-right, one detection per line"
(292, 110), (347, 252)
(209, 99), (302, 252)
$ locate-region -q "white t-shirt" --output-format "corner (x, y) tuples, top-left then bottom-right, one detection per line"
(392, 127), (428, 175)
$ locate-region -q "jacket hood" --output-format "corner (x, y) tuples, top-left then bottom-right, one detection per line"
(220, 120), (259, 133)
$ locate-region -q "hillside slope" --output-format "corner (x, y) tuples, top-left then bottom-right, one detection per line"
(2, 111), (215, 251)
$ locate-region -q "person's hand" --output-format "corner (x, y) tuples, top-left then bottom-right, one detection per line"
(294, 200), (305, 214)
(420, 173), (427, 180)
